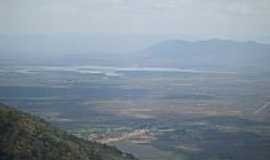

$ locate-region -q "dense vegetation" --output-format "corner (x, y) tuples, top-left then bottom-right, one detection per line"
(0, 103), (137, 160)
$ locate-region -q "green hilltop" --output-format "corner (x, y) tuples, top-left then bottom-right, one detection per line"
(0, 103), (137, 160)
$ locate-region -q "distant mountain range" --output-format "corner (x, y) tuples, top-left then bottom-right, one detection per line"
(0, 103), (137, 160)
(135, 39), (270, 71)
(0, 34), (270, 72)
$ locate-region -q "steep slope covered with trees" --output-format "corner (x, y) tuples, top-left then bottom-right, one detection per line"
(0, 103), (137, 160)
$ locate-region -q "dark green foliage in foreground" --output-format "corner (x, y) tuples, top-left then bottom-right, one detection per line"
(0, 103), (137, 160)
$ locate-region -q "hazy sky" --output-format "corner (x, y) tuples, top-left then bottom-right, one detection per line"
(1, 0), (270, 41)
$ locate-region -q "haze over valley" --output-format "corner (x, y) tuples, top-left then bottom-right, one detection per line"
(1, 0), (270, 160)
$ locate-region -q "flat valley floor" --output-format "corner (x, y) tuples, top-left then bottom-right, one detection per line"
(1, 66), (270, 160)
